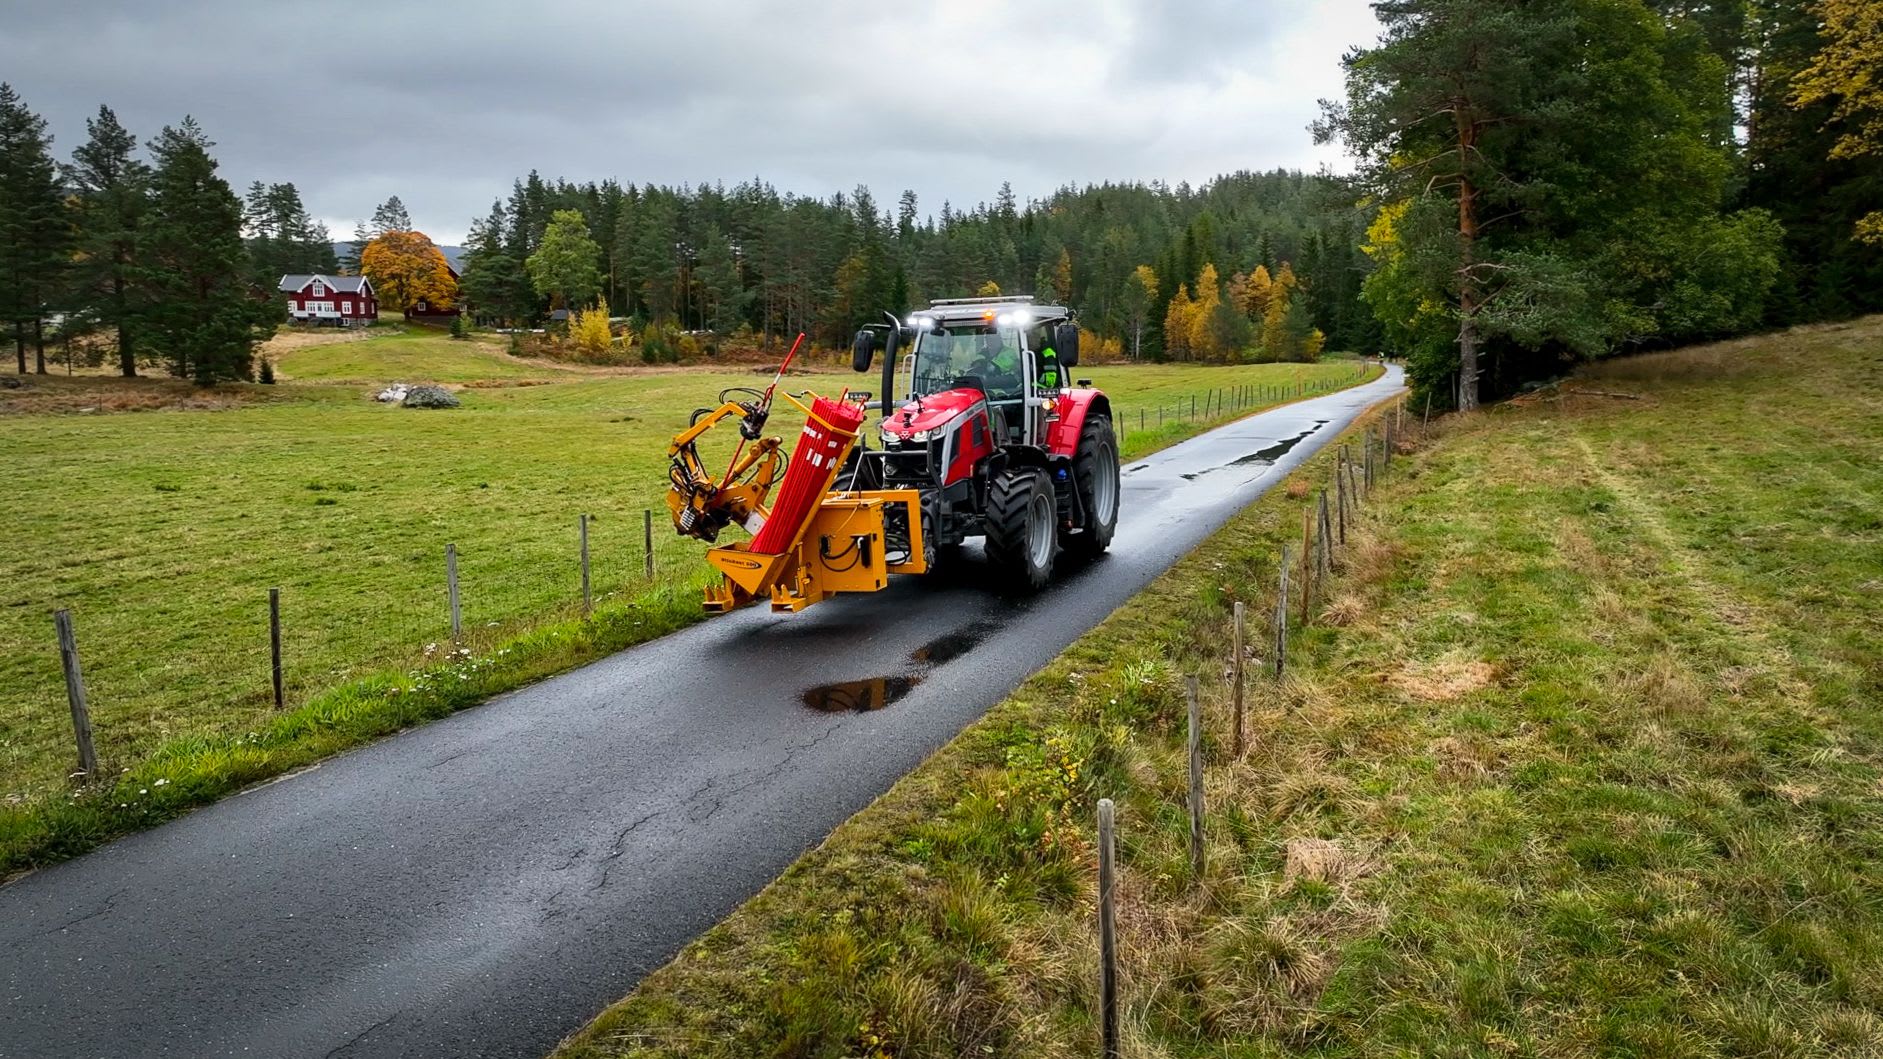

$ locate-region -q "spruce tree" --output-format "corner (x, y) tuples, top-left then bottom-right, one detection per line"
(67, 105), (149, 377)
(142, 118), (276, 384)
(0, 84), (71, 375)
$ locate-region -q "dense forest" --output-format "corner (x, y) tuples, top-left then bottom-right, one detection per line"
(456, 0), (1879, 402)
(1, 0), (1877, 400)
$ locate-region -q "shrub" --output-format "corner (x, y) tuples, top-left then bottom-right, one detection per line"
(570, 300), (613, 358)
(258, 357), (275, 384)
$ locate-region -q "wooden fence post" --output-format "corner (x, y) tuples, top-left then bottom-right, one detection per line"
(53, 609), (97, 781)
(1097, 798), (1120, 1059)
(1275, 545), (1289, 680)
(1186, 675), (1205, 882)
(579, 514), (592, 614)
(1336, 454), (1348, 544)
(446, 543), (462, 639)
(1319, 490), (1333, 581)
(269, 587), (284, 710)
(1300, 507), (1314, 627)
(1232, 601), (1246, 758)
(644, 509), (655, 580)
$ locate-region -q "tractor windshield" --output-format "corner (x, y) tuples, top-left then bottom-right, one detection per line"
(911, 326), (1026, 401)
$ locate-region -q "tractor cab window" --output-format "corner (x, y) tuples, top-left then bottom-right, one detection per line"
(911, 326), (1028, 403)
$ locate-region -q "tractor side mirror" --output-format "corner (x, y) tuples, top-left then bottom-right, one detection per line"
(852, 329), (878, 372)
(1054, 322), (1081, 368)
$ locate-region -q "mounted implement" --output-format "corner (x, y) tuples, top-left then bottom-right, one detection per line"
(666, 296), (1120, 613)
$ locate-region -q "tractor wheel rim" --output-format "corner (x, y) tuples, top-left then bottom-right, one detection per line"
(1026, 487), (1053, 569)
(1092, 440), (1119, 526)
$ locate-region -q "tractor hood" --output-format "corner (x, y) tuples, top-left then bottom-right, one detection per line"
(878, 386), (984, 443)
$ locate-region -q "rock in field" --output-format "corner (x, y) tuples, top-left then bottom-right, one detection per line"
(401, 385), (460, 409)
(375, 383), (409, 403)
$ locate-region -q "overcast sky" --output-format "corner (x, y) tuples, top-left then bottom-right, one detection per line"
(3, 0), (1380, 245)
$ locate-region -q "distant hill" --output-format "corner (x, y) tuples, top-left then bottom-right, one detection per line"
(331, 242), (466, 271)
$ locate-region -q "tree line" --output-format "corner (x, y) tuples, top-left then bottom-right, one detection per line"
(0, 87), (321, 382)
(452, 168), (1381, 363)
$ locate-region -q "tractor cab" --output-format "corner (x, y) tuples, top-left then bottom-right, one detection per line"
(900, 298), (1073, 449)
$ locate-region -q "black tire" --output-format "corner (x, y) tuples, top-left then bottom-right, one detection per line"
(984, 467), (1057, 591)
(1064, 414), (1120, 558)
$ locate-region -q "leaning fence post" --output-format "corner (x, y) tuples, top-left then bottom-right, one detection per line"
(579, 514), (592, 614)
(1275, 545), (1290, 680)
(53, 609), (98, 781)
(644, 509), (655, 580)
(1186, 675), (1205, 882)
(1232, 601), (1246, 758)
(1336, 455), (1348, 544)
(269, 587), (284, 710)
(446, 543), (462, 639)
(1097, 798), (1120, 1059)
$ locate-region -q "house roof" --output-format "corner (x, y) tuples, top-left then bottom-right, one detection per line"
(279, 274), (372, 294)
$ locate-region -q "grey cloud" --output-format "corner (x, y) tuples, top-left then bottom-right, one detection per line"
(0, 0), (1375, 243)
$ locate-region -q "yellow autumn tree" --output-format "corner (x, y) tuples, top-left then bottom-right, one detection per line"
(1241, 264), (1274, 319)
(361, 230), (455, 314)
(976, 280), (1002, 297)
(1261, 266), (1292, 359)
(1162, 284), (1196, 360)
(1792, 0), (1883, 242)
(1188, 263), (1223, 359)
(1052, 249), (1073, 303)
(570, 299), (613, 358)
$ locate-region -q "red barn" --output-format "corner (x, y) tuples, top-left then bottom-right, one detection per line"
(280, 274), (378, 327)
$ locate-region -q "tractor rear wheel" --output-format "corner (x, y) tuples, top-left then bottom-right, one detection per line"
(1064, 414), (1120, 558)
(985, 467), (1057, 591)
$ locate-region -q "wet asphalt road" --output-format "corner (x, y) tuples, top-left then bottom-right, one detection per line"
(1, 367), (1402, 1059)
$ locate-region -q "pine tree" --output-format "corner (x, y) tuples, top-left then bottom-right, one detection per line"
(370, 195), (412, 234)
(0, 84), (71, 374)
(142, 117), (276, 384)
(67, 104), (149, 377)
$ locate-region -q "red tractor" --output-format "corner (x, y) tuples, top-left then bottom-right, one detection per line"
(847, 295), (1120, 589)
(668, 296), (1119, 612)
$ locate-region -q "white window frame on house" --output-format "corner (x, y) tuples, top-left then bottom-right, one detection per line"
(342, 301), (352, 314)
(311, 280), (326, 297)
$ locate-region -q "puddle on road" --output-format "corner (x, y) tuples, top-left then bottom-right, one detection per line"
(803, 675), (924, 712)
(1180, 423), (1325, 481)
(800, 619), (1006, 713)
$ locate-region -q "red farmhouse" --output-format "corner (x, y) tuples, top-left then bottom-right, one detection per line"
(280, 274), (378, 327)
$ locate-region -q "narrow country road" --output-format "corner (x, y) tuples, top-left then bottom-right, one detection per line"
(1, 367), (1404, 1059)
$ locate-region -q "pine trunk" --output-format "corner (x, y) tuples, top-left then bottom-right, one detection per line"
(14, 324), (24, 374)
(115, 273), (136, 377)
(1455, 129), (1482, 412)
(34, 317), (46, 375)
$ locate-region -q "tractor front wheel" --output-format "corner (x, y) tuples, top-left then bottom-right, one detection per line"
(985, 467), (1057, 591)
(1064, 414), (1120, 558)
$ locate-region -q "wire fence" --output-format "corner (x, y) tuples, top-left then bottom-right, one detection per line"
(3, 359), (1381, 810)
(3, 508), (693, 807)
(1109, 362), (1375, 451)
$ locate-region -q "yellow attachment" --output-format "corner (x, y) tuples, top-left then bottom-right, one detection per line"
(702, 490), (927, 612)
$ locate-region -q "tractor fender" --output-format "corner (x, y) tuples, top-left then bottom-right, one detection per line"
(1046, 389), (1112, 458)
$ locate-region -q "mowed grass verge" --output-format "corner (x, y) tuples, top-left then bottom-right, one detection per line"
(0, 349), (1373, 876)
(553, 319), (1882, 1058)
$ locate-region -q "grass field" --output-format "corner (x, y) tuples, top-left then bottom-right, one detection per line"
(553, 318), (1883, 1057)
(0, 328), (1374, 874)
